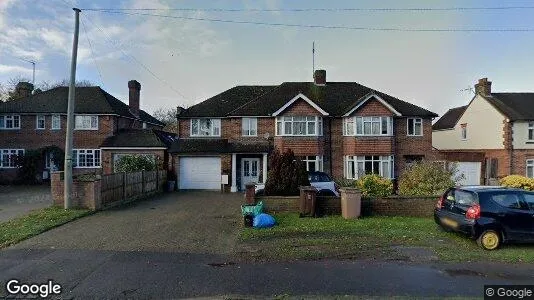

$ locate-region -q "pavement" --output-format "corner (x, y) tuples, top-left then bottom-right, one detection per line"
(0, 185), (52, 222)
(2, 191), (534, 299)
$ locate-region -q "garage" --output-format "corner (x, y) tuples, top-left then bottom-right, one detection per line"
(455, 162), (481, 186)
(179, 157), (221, 190)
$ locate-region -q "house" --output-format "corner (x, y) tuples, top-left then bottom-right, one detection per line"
(170, 70), (438, 191)
(0, 80), (174, 184)
(432, 77), (534, 185)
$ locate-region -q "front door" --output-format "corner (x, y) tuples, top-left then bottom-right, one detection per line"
(242, 158), (260, 189)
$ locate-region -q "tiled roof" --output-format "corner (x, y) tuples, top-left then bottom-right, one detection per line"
(0, 86), (165, 126)
(432, 105), (467, 130)
(100, 129), (177, 148)
(485, 93), (534, 121)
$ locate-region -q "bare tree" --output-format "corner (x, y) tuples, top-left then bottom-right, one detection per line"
(0, 78), (95, 102)
(153, 107), (180, 132)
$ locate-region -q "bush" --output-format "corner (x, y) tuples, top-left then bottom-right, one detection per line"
(355, 174), (393, 197)
(398, 161), (462, 196)
(264, 149), (310, 196)
(500, 175), (534, 190)
(115, 155), (156, 173)
(15, 150), (41, 184)
(335, 177), (356, 188)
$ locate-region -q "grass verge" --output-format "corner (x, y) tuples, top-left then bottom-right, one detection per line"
(239, 213), (534, 263)
(0, 206), (92, 248)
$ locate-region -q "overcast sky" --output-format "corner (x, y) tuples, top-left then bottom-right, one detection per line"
(2, 0), (534, 117)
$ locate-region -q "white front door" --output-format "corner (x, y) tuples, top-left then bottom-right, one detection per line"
(242, 158), (260, 189)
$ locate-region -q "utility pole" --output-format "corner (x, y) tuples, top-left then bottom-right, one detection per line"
(312, 41), (315, 77)
(18, 58), (36, 85)
(64, 8), (81, 209)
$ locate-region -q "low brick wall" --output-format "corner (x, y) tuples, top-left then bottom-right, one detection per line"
(51, 173), (102, 210)
(255, 195), (439, 217)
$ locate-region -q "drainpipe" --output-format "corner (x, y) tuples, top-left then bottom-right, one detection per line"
(329, 117), (333, 176)
(509, 120), (514, 175)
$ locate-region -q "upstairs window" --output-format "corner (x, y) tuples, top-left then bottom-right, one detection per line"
(36, 115), (45, 129)
(0, 149), (24, 168)
(75, 115), (98, 130)
(51, 115), (61, 130)
(528, 122), (534, 141)
(191, 118), (221, 137)
(0, 115), (21, 129)
(527, 159), (534, 178)
(343, 116), (392, 136)
(275, 116), (322, 136)
(242, 118), (257, 136)
(461, 124), (467, 140)
(407, 118), (423, 136)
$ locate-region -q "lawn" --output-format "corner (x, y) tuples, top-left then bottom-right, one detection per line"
(239, 213), (534, 263)
(0, 206), (91, 248)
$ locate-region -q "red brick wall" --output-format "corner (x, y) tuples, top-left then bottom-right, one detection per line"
(511, 149), (534, 177)
(394, 118), (434, 177)
(282, 98), (320, 115)
(350, 98), (394, 116)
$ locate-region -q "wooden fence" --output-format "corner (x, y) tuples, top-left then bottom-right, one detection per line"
(100, 170), (167, 207)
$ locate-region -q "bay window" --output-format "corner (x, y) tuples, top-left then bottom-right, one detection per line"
(343, 116), (392, 136)
(301, 156), (323, 172)
(72, 149), (101, 168)
(345, 155), (394, 179)
(191, 118), (221, 137)
(0, 115), (21, 129)
(275, 116), (322, 136)
(0, 149), (24, 168)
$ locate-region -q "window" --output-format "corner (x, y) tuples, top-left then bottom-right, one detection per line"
(191, 118), (221, 136)
(75, 115), (98, 130)
(455, 190), (478, 206)
(461, 124), (467, 140)
(309, 172), (331, 183)
(301, 156), (323, 172)
(0, 115), (21, 129)
(344, 116), (392, 136)
(523, 192), (534, 210)
(527, 159), (534, 178)
(490, 193), (523, 209)
(407, 118), (423, 136)
(51, 115), (61, 130)
(72, 149), (101, 168)
(275, 116), (322, 136)
(242, 118), (257, 136)
(529, 122), (534, 141)
(0, 149), (24, 168)
(36, 115), (45, 129)
(345, 155), (394, 179)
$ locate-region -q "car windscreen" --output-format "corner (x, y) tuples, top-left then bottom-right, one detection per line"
(308, 173), (331, 183)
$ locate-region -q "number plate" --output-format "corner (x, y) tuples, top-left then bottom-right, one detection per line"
(441, 217), (458, 228)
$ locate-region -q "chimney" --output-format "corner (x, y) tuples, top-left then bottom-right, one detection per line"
(14, 82), (34, 99)
(128, 80), (141, 117)
(313, 69), (326, 86)
(474, 78), (492, 96)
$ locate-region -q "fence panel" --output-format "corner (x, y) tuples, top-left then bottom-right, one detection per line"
(101, 173), (124, 205)
(125, 171), (143, 200)
(144, 170), (157, 193)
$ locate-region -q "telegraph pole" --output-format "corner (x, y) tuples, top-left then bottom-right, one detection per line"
(64, 8), (81, 209)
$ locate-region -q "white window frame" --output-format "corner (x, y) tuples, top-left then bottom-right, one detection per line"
(461, 124), (467, 140)
(72, 149), (101, 168)
(275, 116), (322, 136)
(36, 115), (45, 130)
(527, 159), (534, 178)
(345, 155), (394, 179)
(0, 115), (21, 129)
(242, 117), (258, 136)
(51, 115), (61, 130)
(343, 116), (392, 136)
(301, 155), (323, 172)
(190, 118), (221, 137)
(0, 149), (24, 168)
(407, 118), (423, 136)
(528, 122), (534, 141)
(74, 115), (98, 130)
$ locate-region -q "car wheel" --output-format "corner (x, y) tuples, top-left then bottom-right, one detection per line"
(477, 230), (501, 250)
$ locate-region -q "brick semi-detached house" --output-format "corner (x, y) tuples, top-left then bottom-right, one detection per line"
(433, 77), (534, 185)
(170, 70), (438, 192)
(0, 80), (175, 184)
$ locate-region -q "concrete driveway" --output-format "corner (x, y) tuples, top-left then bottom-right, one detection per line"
(11, 191), (243, 254)
(0, 185), (52, 222)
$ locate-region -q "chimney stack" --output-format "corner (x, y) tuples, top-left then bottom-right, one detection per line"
(128, 80), (141, 117)
(474, 78), (492, 96)
(14, 82), (34, 99)
(313, 69), (326, 86)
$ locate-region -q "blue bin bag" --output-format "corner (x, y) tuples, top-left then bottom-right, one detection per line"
(253, 213), (276, 228)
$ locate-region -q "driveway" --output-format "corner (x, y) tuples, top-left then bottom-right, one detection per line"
(0, 185), (52, 222)
(10, 191), (243, 254)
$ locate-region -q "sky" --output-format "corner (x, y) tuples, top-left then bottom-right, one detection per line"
(2, 0), (534, 117)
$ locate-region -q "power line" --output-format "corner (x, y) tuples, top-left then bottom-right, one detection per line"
(80, 16), (105, 88)
(81, 6), (534, 12)
(82, 13), (189, 100)
(87, 10), (534, 32)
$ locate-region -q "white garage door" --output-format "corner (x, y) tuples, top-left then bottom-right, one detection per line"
(456, 162), (481, 186)
(179, 157), (221, 190)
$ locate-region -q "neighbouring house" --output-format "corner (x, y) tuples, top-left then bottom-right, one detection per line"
(432, 77), (534, 185)
(0, 80), (175, 184)
(170, 70), (438, 192)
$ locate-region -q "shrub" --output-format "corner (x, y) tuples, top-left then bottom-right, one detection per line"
(398, 161), (462, 196)
(500, 175), (534, 190)
(115, 155), (156, 173)
(15, 150), (41, 184)
(355, 174), (393, 197)
(264, 149), (310, 196)
(335, 177), (356, 188)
